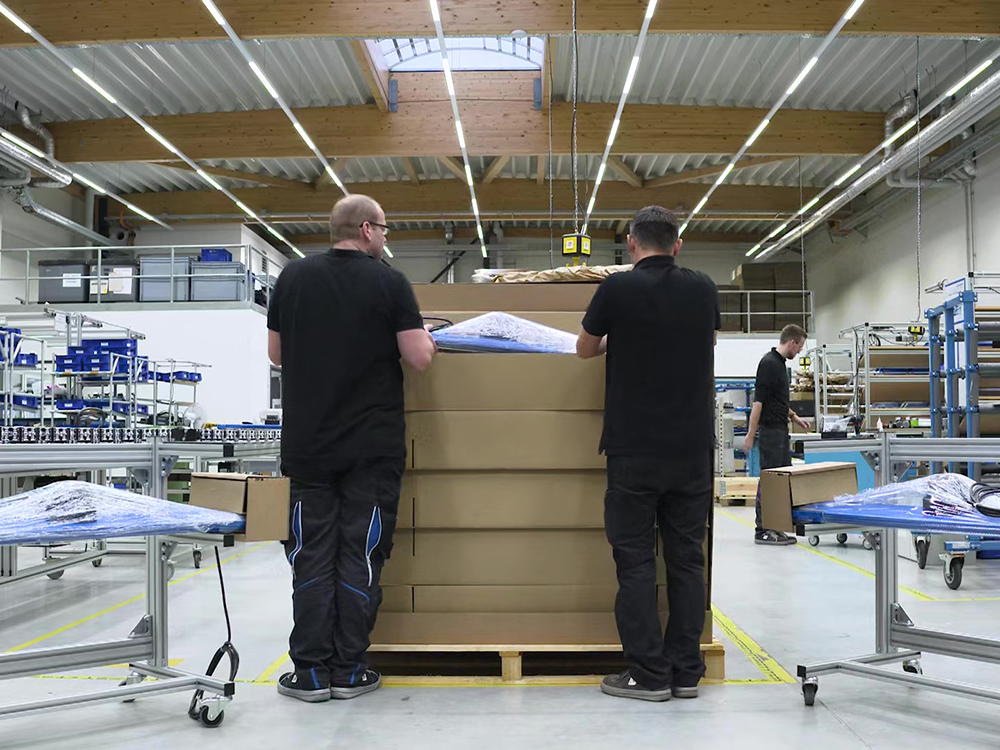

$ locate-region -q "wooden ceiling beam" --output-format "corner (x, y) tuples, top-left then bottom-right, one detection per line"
(536, 155), (548, 186)
(161, 161), (311, 190)
(437, 156), (467, 180)
(350, 40), (391, 112)
(0, 0), (994, 45)
(644, 156), (793, 188)
(47, 102), (884, 162)
(482, 156), (511, 185)
(607, 156), (644, 189)
(123, 180), (818, 219)
(400, 157), (421, 186)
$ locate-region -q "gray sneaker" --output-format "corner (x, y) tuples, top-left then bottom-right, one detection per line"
(671, 685), (699, 699)
(277, 672), (331, 703)
(755, 530), (797, 546)
(600, 670), (672, 702)
(330, 668), (382, 700)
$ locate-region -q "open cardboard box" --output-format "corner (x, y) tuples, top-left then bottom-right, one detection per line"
(189, 473), (290, 542)
(759, 462), (858, 533)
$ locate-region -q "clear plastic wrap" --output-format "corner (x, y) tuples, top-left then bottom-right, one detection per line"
(431, 312), (579, 354)
(0, 480), (245, 545)
(792, 473), (1000, 534)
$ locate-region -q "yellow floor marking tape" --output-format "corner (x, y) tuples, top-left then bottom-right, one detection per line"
(715, 508), (936, 602)
(711, 604), (796, 684)
(4, 542), (273, 654)
(254, 650), (290, 684)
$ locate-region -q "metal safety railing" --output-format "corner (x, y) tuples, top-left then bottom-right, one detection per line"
(718, 289), (813, 333)
(0, 244), (280, 309)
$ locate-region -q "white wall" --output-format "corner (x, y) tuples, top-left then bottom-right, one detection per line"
(74, 308), (271, 424)
(804, 145), (1000, 345)
(716, 335), (816, 378)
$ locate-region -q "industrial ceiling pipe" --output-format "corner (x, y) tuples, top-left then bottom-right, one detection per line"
(15, 103), (65, 189)
(759, 65), (1000, 260)
(14, 187), (107, 245)
(0, 135), (71, 188)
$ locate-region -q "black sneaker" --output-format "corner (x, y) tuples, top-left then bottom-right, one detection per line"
(330, 668), (382, 700)
(671, 685), (699, 699)
(600, 670), (671, 702)
(755, 530), (797, 546)
(277, 672), (331, 703)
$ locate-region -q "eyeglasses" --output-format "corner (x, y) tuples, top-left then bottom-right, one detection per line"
(361, 221), (390, 236)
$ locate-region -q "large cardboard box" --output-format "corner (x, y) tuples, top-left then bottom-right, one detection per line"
(413, 585), (618, 613)
(405, 470), (606, 528)
(189, 473), (290, 542)
(381, 585), (414, 613)
(407, 411), (606, 470)
(759, 462), (858, 533)
(733, 263), (775, 290)
(773, 263), (807, 290)
(404, 354), (604, 412)
(414, 283), (598, 312)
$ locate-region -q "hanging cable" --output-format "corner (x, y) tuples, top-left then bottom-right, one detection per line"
(548, 41), (555, 268)
(916, 39), (923, 320)
(571, 0), (580, 232)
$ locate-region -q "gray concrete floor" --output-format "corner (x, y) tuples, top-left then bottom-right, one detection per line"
(4, 506), (1000, 748)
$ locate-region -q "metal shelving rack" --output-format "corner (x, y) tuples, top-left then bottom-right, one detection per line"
(799, 345), (855, 431)
(841, 322), (931, 432)
(715, 379), (755, 476)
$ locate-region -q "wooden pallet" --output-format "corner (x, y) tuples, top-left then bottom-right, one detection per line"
(368, 613), (725, 683)
(715, 494), (752, 507)
(714, 477), (758, 507)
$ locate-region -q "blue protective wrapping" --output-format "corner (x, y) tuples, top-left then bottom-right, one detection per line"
(432, 312), (578, 354)
(792, 473), (1000, 534)
(0, 481), (245, 545)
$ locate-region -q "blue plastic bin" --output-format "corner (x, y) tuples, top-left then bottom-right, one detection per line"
(201, 248), (233, 263)
(55, 354), (83, 372)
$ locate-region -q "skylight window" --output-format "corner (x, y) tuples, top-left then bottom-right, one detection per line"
(376, 36), (544, 72)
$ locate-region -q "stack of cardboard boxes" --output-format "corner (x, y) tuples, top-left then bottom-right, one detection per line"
(371, 283), (719, 678)
(732, 263), (809, 332)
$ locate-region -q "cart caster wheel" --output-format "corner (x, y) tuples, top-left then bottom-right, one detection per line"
(945, 558), (964, 590)
(836, 533), (848, 545)
(92, 558), (103, 568)
(193, 550), (202, 569)
(808, 535), (820, 547)
(46, 570), (64, 580)
(802, 681), (818, 707)
(166, 562), (176, 581)
(863, 537), (874, 551)
(915, 540), (929, 570)
(903, 660), (923, 675)
(199, 706), (224, 728)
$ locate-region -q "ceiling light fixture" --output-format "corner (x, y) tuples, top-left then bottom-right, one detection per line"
(677, 0), (867, 237)
(1, 130), (46, 159)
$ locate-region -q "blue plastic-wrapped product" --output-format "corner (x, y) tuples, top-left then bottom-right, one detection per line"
(431, 312), (578, 354)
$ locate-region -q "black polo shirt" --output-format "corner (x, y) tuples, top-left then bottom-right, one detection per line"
(754, 348), (791, 429)
(266, 248), (424, 482)
(582, 255), (721, 457)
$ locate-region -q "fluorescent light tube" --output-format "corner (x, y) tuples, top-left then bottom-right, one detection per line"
(202, 0), (227, 26)
(581, 224), (588, 235)
(465, 164), (473, 186)
(587, 195), (596, 214)
(843, 0), (865, 20)
(596, 161), (607, 185)
(72, 173), (107, 195)
(0, 5), (31, 34)
(293, 122), (316, 151)
(881, 120), (915, 148)
(799, 196), (820, 214)
(72, 68), (118, 104)
(477, 224), (485, 241)
(325, 164), (344, 187)
(195, 169), (224, 191)
(455, 120), (466, 150)
(249, 62), (280, 100)
(744, 118), (770, 149)
(833, 163), (862, 186)
(746, 244), (762, 257)
(383, 245), (394, 258)
(623, 56), (640, 96)
(1, 130), (45, 158)
(471, 198), (479, 216)
(480, 245), (488, 258)
(715, 162), (735, 186)
(946, 59), (993, 97)
(645, 0), (658, 19)
(607, 118), (620, 148)
(786, 57), (818, 95)
(693, 196), (708, 215)
(123, 201), (157, 223)
(678, 221), (689, 236)
(443, 59), (456, 97)
(428, 0), (440, 23)
(144, 126), (179, 155)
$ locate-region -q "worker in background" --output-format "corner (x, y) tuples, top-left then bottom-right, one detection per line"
(744, 324), (810, 545)
(267, 194), (436, 703)
(577, 206), (719, 703)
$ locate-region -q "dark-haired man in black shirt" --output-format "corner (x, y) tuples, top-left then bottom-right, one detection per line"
(267, 194), (435, 703)
(578, 205), (719, 703)
(745, 324), (810, 545)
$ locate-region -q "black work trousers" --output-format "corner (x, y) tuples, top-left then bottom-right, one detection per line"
(282, 457), (403, 688)
(754, 426), (791, 532)
(604, 453), (712, 690)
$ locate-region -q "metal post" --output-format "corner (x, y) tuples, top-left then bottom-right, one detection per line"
(813, 347), (821, 429)
(169, 246), (175, 304)
(148, 438), (169, 667)
(944, 305), (958, 473)
(864, 324), (872, 431)
(96, 248), (103, 306)
(963, 288), (981, 480)
(928, 309), (942, 475)
(874, 432), (895, 654)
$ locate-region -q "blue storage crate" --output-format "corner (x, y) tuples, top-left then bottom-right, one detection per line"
(56, 399), (85, 411)
(172, 371), (203, 383)
(68, 346), (87, 357)
(55, 354), (83, 372)
(110, 402), (150, 416)
(0, 327), (22, 360)
(83, 338), (138, 355)
(14, 353), (38, 367)
(201, 248), (233, 263)
(13, 395), (39, 409)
